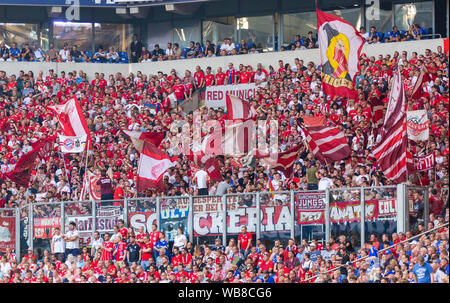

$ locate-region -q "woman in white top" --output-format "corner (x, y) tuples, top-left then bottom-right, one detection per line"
(0, 255), (11, 278)
(90, 231), (104, 257)
(173, 227), (187, 251)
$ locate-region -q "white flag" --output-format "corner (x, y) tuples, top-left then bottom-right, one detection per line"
(407, 110), (429, 141)
(59, 134), (87, 153)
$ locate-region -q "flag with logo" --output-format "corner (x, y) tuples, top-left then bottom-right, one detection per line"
(122, 130), (165, 152)
(31, 135), (57, 159)
(48, 96), (92, 150)
(59, 134), (87, 153)
(406, 110), (429, 141)
(317, 8), (364, 99)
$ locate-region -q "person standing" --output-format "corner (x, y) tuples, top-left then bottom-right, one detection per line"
(97, 170), (114, 206)
(413, 255), (434, 283)
(51, 227), (65, 261)
(130, 34), (143, 63)
(193, 164), (209, 196)
(63, 222), (79, 258)
(126, 235), (141, 266)
(90, 231), (103, 257)
(306, 160), (319, 190)
(238, 226), (252, 258)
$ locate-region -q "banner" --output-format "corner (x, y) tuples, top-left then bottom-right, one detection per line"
(295, 192), (396, 224)
(59, 134), (87, 153)
(160, 197), (190, 241)
(33, 217), (61, 239)
(128, 212), (157, 233)
(407, 110), (429, 141)
(193, 196), (242, 213)
(65, 206), (122, 246)
(412, 153), (435, 172)
(0, 217), (15, 252)
(205, 82), (266, 109)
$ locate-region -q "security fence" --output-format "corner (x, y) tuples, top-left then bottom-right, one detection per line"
(1, 184), (435, 260)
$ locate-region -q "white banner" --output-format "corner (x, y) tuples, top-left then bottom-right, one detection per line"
(407, 110), (429, 141)
(205, 82), (266, 108)
(59, 134), (87, 153)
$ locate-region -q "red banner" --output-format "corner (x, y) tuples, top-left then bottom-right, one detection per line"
(296, 194), (397, 225)
(128, 212), (157, 233)
(0, 217), (15, 252)
(412, 153), (435, 172)
(34, 217), (61, 239)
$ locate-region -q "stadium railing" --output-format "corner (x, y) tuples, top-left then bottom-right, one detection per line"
(8, 184), (434, 260)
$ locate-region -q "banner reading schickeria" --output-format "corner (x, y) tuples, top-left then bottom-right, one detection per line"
(316, 8), (364, 100)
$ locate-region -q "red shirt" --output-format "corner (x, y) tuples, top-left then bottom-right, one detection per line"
(180, 253), (193, 266)
(238, 232), (252, 250)
(173, 84), (185, 100)
(240, 72), (251, 84)
(101, 241), (114, 261)
(205, 74), (215, 86)
(149, 231), (160, 246)
(119, 227), (128, 240)
(115, 241), (127, 261)
(215, 72), (226, 85)
(141, 243), (153, 261)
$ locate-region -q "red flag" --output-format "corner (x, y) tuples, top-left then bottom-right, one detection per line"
(302, 115), (326, 127)
(255, 144), (301, 176)
(137, 141), (178, 191)
(372, 68), (408, 184)
(122, 130), (165, 153)
(31, 135), (57, 159)
(317, 9), (364, 100)
(226, 94), (256, 120)
(369, 96), (384, 127)
(302, 125), (351, 165)
(48, 96), (92, 150)
(410, 66), (431, 100)
(4, 150), (39, 187)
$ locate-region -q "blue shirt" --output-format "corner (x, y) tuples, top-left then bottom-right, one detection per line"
(258, 275), (275, 283)
(154, 239), (169, 257)
(413, 263), (433, 283)
(10, 47), (20, 56)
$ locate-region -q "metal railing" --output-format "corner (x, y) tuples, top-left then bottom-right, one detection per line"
(3, 184), (432, 260)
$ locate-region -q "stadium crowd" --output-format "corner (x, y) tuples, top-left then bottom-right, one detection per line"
(0, 38), (448, 283)
(0, 22), (431, 63)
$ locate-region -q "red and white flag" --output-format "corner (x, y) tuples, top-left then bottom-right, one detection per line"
(317, 9), (364, 100)
(255, 144), (301, 176)
(48, 96), (92, 150)
(410, 66), (431, 100)
(302, 125), (351, 165)
(3, 150), (39, 187)
(122, 130), (165, 153)
(372, 68), (408, 183)
(226, 94), (256, 120)
(137, 141), (178, 191)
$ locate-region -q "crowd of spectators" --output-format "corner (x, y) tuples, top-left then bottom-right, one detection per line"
(0, 22), (433, 64)
(0, 217), (448, 283)
(0, 38), (448, 282)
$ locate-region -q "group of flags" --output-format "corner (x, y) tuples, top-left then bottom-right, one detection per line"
(2, 9), (431, 192)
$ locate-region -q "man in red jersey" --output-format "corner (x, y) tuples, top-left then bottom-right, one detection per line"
(204, 67), (215, 87)
(215, 67), (226, 85)
(238, 225), (252, 258)
(118, 219), (128, 240)
(101, 233), (114, 261)
(140, 235), (153, 271)
(173, 78), (186, 104)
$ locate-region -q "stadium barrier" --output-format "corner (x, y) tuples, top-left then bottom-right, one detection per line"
(0, 38), (445, 80)
(8, 184), (432, 260)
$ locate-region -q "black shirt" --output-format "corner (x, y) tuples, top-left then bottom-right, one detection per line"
(127, 243), (140, 262)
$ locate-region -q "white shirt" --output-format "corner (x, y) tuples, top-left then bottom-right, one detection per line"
(59, 49), (69, 61)
(65, 229), (79, 249)
(194, 170), (208, 189)
(254, 73), (266, 82)
(0, 262), (11, 275)
(318, 177), (333, 190)
(52, 234), (65, 253)
(91, 237), (104, 255)
(174, 234), (187, 249)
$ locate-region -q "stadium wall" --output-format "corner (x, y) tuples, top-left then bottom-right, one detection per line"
(0, 38), (445, 80)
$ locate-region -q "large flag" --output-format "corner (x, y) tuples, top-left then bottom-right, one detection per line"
(317, 9), (364, 99)
(225, 94), (257, 120)
(255, 144), (301, 176)
(302, 125), (351, 165)
(406, 110), (429, 141)
(122, 130), (165, 153)
(48, 96), (92, 150)
(31, 135), (57, 159)
(369, 96), (385, 128)
(372, 68), (408, 183)
(58, 135), (87, 153)
(302, 115), (326, 127)
(3, 150), (39, 187)
(410, 66), (431, 100)
(137, 141), (178, 191)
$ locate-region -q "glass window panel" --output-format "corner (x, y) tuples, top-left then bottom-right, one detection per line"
(282, 8), (362, 46)
(39, 23), (50, 50)
(366, 6), (393, 33)
(0, 23), (38, 48)
(93, 23), (133, 53)
(202, 17), (235, 46)
(172, 20), (201, 49)
(53, 21), (92, 51)
(282, 12), (316, 45)
(237, 15), (274, 51)
(394, 1), (433, 31)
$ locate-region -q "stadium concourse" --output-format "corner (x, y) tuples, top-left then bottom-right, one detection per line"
(0, 35), (448, 283)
